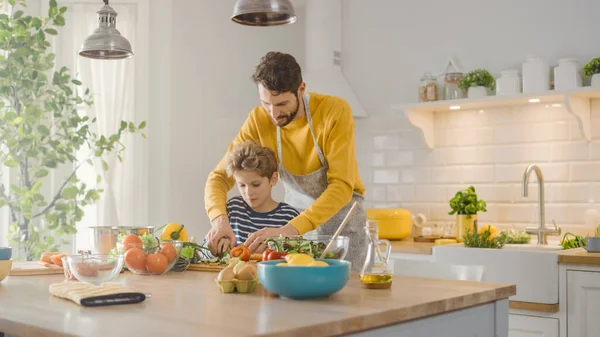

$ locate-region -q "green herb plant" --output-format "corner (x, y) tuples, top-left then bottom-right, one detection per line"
(458, 69), (496, 91)
(448, 186), (487, 220)
(0, 0), (146, 260)
(584, 57), (600, 76)
(560, 232), (586, 250)
(462, 226), (509, 249)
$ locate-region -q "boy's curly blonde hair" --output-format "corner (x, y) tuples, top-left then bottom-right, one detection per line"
(225, 140), (278, 179)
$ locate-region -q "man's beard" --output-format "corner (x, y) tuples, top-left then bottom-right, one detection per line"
(272, 94), (300, 127)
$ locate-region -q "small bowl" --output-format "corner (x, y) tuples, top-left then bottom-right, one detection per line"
(266, 235), (349, 260)
(116, 240), (182, 275)
(0, 260), (12, 282)
(66, 254), (124, 285)
(258, 259), (350, 299)
(0, 247), (12, 261)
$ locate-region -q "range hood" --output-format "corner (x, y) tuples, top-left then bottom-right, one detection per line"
(303, 0), (368, 118)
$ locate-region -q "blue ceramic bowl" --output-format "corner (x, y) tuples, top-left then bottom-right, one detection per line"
(258, 259), (350, 299)
(0, 247), (11, 261)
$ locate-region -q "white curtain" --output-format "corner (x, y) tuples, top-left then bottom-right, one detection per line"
(50, 2), (145, 251)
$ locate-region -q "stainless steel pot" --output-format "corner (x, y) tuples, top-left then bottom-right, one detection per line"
(88, 226), (155, 254)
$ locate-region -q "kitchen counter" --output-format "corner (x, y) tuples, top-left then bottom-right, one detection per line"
(390, 239), (434, 255)
(558, 247), (600, 265)
(0, 270), (515, 337)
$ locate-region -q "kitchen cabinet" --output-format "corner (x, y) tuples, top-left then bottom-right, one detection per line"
(508, 314), (558, 337)
(566, 270), (600, 337)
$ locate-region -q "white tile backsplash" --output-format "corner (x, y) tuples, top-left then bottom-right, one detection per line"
(401, 168), (430, 184)
(386, 185), (416, 202)
(385, 151), (413, 166)
(361, 101), (600, 232)
(373, 169), (400, 184)
(551, 142), (589, 161)
(571, 163), (600, 181)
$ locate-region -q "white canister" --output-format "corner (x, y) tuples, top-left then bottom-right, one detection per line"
(522, 55), (550, 93)
(554, 58), (582, 91)
(496, 70), (522, 95)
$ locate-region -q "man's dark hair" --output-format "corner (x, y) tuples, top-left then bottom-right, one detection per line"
(252, 52), (303, 95)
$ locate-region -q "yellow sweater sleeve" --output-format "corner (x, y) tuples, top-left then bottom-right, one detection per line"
(204, 112), (260, 222)
(288, 100), (359, 234)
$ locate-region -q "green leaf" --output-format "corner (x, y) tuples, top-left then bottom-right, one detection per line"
(72, 79), (81, 85)
(96, 175), (102, 183)
(31, 17), (41, 29)
(3, 159), (18, 168)
(31, 181), (43, 193)
(35, 169), (49, 178)
(61, 186), (78, 199)
(102, 160), (108, 172)
(138, 121), (146, 129)
(120, 121), (127, 131)
(37, 125), (50, 136)
(13, 10), (24, 19)
(44, 28), (57, 35)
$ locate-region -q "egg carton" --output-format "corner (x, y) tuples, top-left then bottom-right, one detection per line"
(214, 278), (258, 293)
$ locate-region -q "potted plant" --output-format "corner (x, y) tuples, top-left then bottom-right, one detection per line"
(458, 69), (495, 98)
(448, 186), (487, 242)
(584, 57), (600, 87)
(0, 0), (146, 260)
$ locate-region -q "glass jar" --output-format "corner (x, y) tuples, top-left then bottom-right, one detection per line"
(359, 221), (393, 289)
(419, 72), (439, 102)
(443, 72), (465, 100)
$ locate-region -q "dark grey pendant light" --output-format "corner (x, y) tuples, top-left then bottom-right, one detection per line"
(231, 0), (297, 27)
(79, 0), (133, 60)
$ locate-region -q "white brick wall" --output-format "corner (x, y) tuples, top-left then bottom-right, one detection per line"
(357, 101), (600, 236)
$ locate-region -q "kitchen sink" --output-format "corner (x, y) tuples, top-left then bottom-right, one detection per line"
(432, 243), (560, 304)
(503, 243), (564, 251)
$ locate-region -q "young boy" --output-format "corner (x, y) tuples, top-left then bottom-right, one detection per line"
(205, 141), (299, 254)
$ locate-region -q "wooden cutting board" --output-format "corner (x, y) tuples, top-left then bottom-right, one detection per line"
(186, 263), (225, 272)
(9, 261), (64, 276)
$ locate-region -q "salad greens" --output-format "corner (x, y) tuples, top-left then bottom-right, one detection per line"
(265, 236), (337, 259)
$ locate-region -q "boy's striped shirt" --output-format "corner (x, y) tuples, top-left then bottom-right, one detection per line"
(227, 196), (299, 245)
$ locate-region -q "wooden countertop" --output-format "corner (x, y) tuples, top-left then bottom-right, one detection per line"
(390, 240), (435, 255)
(0, 271), (515, 337)
(558, 247), (600, 265)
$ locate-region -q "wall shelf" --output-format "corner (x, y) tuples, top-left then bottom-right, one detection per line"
(391, 87), (600, 149)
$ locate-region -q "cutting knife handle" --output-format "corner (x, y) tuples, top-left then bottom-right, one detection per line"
(80, 292), (147, 307)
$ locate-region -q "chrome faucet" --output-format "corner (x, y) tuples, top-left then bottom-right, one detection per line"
(522, 164), (561, 244)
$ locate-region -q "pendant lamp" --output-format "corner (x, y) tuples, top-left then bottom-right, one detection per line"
(79, 0), (133, 60)
(231, 0), (297, 27)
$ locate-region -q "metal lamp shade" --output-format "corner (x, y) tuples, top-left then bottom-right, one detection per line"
(231, 0), (297, 26)
(79, 4), (133, 60)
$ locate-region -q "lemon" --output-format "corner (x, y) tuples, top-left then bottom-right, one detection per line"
(276, 262), (288, 266)
(284, 253), (314, 266)
(478, 224), (499, 240)
(308, 261), (329, 267)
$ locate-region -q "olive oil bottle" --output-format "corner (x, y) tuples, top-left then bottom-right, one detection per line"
(359, 221), (394, 289)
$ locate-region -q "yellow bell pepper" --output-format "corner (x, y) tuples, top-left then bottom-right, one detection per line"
(160, 223), (189, 242)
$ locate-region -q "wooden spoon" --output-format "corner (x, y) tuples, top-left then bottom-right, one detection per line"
(319, 201), (359, 259)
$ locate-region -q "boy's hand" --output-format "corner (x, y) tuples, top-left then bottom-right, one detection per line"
(244, 223), (299, 253)
(206, 215), (236, 255)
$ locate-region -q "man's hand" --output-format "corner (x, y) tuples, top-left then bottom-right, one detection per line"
(244, 223), (299, 254)
(205, 215), (236, 255)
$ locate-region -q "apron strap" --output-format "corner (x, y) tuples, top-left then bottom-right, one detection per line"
(277, 93), (328, 169)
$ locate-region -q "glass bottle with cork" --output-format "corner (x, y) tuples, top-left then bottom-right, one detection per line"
(359, 220), (394, 289)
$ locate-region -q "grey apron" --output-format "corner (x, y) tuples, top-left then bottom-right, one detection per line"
(276, 93), (367, 272)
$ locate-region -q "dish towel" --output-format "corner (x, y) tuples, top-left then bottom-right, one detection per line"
(49, 282), (146, 306)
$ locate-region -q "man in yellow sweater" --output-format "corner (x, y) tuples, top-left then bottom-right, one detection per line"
(204, 51), (367, 270)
